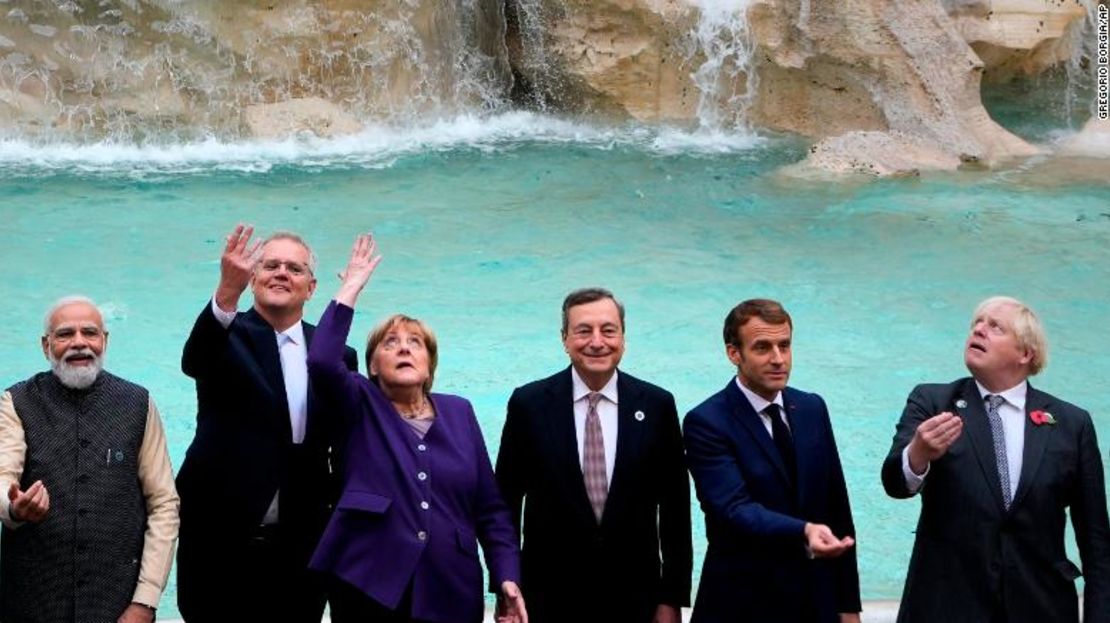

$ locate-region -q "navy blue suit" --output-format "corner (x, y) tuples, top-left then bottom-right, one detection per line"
(683, 380), (860, 623)
(176, 302), (357, 622)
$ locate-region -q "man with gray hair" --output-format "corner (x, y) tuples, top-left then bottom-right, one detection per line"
(0, 296), (180, 623)
(882, 296), (1110, 623)
(176, 225), (357, 622)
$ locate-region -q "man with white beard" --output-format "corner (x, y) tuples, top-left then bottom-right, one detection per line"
(0, 296), (180, 623)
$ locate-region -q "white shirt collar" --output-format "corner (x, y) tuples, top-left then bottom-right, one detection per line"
(974, 379), (1027, 410)
(571, 367), (619, 405)
(735, 376), (783, 415)
(275, 321), (305, 346)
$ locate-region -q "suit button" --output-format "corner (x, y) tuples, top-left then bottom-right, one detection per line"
(420, 501), (429, 510)
(77, 474), (89, 484)
(417, 444), (427, 452)
(417, 471), (427, 481)
(417, 531), (427, 541)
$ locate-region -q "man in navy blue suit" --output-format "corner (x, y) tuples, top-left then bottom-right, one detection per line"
(684, 298), (860, 623)
(175, 225), (357, 622)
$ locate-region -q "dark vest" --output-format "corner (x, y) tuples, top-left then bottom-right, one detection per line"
(1, 371), (149, 623)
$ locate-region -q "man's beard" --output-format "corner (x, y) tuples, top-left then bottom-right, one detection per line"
(49, 347), (103, 389)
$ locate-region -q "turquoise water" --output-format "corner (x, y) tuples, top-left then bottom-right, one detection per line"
(1, 120), (1108, 618)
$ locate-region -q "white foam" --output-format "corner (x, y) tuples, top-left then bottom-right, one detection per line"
(0, 112), (767, 176)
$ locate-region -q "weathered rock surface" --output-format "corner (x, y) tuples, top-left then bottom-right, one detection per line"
(0, 0), (509, 139)
(243, 97), (363, 138)
(942, 0), (1091, 82)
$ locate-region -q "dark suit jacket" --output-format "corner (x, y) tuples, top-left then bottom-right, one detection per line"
(881, 378), (1110, 623)
(175, 302), (357, 607)
(683, 380), (860, 623)
(495, 367), (692, 623)
(308, 301), (520, 623)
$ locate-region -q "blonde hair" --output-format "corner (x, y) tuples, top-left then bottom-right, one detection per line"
(366, 314), (439, 393)
(972, 296), (1048, 375)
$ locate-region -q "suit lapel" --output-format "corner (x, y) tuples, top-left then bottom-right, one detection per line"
(724, 380), (792, 488)
(241, 309), (292, 439)
(302, 321), (320, 444)
(606, 372), (646, 519)
(546, 369), (596, 522)
(1011, 384), (1051, 510)
(953, 380), (1006, 512)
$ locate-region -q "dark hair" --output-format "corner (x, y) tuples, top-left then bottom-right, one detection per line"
(723, 299), (792, 346)
(561, 287), (625, 336)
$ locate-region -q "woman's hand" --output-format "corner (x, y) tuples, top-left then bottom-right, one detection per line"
(495, 580), (528, 623)
(335, 232), (382, 307)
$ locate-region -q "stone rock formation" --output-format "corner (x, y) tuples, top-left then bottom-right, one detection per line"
(942, 0), (1091, 83)
(0, 0), (510, 140)
(243, 97), (363, 139)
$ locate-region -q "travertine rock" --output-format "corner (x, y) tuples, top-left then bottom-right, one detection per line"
(0, 0), (509, 139)
(943, 0), (1090, 82)
(243, 97), (363, 138)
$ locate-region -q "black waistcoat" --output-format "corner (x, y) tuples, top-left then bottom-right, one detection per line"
(1, 371), (148, 623)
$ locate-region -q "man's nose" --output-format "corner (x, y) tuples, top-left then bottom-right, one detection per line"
(770, 347), (784, 364)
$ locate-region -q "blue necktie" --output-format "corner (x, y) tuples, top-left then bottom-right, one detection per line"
(985, 395), (1012, 509)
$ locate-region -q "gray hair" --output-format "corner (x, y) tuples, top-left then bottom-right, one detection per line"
(43, 295), (102, 335)
(561, 287), (625, 337)
(258, 231), (318, 274)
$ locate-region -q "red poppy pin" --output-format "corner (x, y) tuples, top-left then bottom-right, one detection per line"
(1029, 410), (1057, 426)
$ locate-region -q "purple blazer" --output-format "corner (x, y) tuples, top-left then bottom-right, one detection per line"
(308, 301), (521, 623)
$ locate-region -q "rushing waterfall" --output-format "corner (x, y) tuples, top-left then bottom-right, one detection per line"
(505, 0), (566, 111)
(688, 0), (757, 131)
(0, 0), (512, 142)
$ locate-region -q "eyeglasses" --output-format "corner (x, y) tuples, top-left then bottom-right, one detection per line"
(258, 259), (312, 277)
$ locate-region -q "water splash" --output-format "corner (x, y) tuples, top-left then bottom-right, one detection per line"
(0, 111), (766, 177)
(688, 0), (757, 131)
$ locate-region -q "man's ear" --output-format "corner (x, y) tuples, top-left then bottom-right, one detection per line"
(726, 342), (743, 367)
(40, 335), (49, 361)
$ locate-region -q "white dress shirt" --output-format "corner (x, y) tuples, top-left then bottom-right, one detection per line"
(211, 297), (309, 523)
(571, 367), (618, 488)
(902, 380), (1027, 497)
(735, 377), (789, 437)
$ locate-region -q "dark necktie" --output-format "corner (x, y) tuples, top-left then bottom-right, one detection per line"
(764, 403), (796, 485)
(985, 394), (1012, 509)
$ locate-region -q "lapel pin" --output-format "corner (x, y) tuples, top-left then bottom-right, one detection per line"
(955, 399), (967, 409)
(634, 410), (645, 422)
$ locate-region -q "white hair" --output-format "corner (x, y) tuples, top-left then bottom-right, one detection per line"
(43, 295), (102, 335)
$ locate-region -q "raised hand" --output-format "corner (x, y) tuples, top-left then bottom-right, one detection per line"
(8, 480), (50, 523)
(215, 224), (262, 312)
(803, 522), (855, 559)
(335, 232), (383, 307)
(907, 411), (963, 475)
(495, 580), (528, 623)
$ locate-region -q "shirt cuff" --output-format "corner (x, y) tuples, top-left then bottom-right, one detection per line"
(210, 296), (237, 329)
(901, 446), (928, 494)
(131, 583), (162, 611)
(0, 494), (25, 529)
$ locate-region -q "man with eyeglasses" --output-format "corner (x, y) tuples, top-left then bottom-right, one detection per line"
(0, 296), (179, 623)
(176, 226), (357, 622)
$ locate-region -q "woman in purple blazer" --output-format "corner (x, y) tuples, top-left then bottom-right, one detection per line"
(307, 234), (527, 623)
